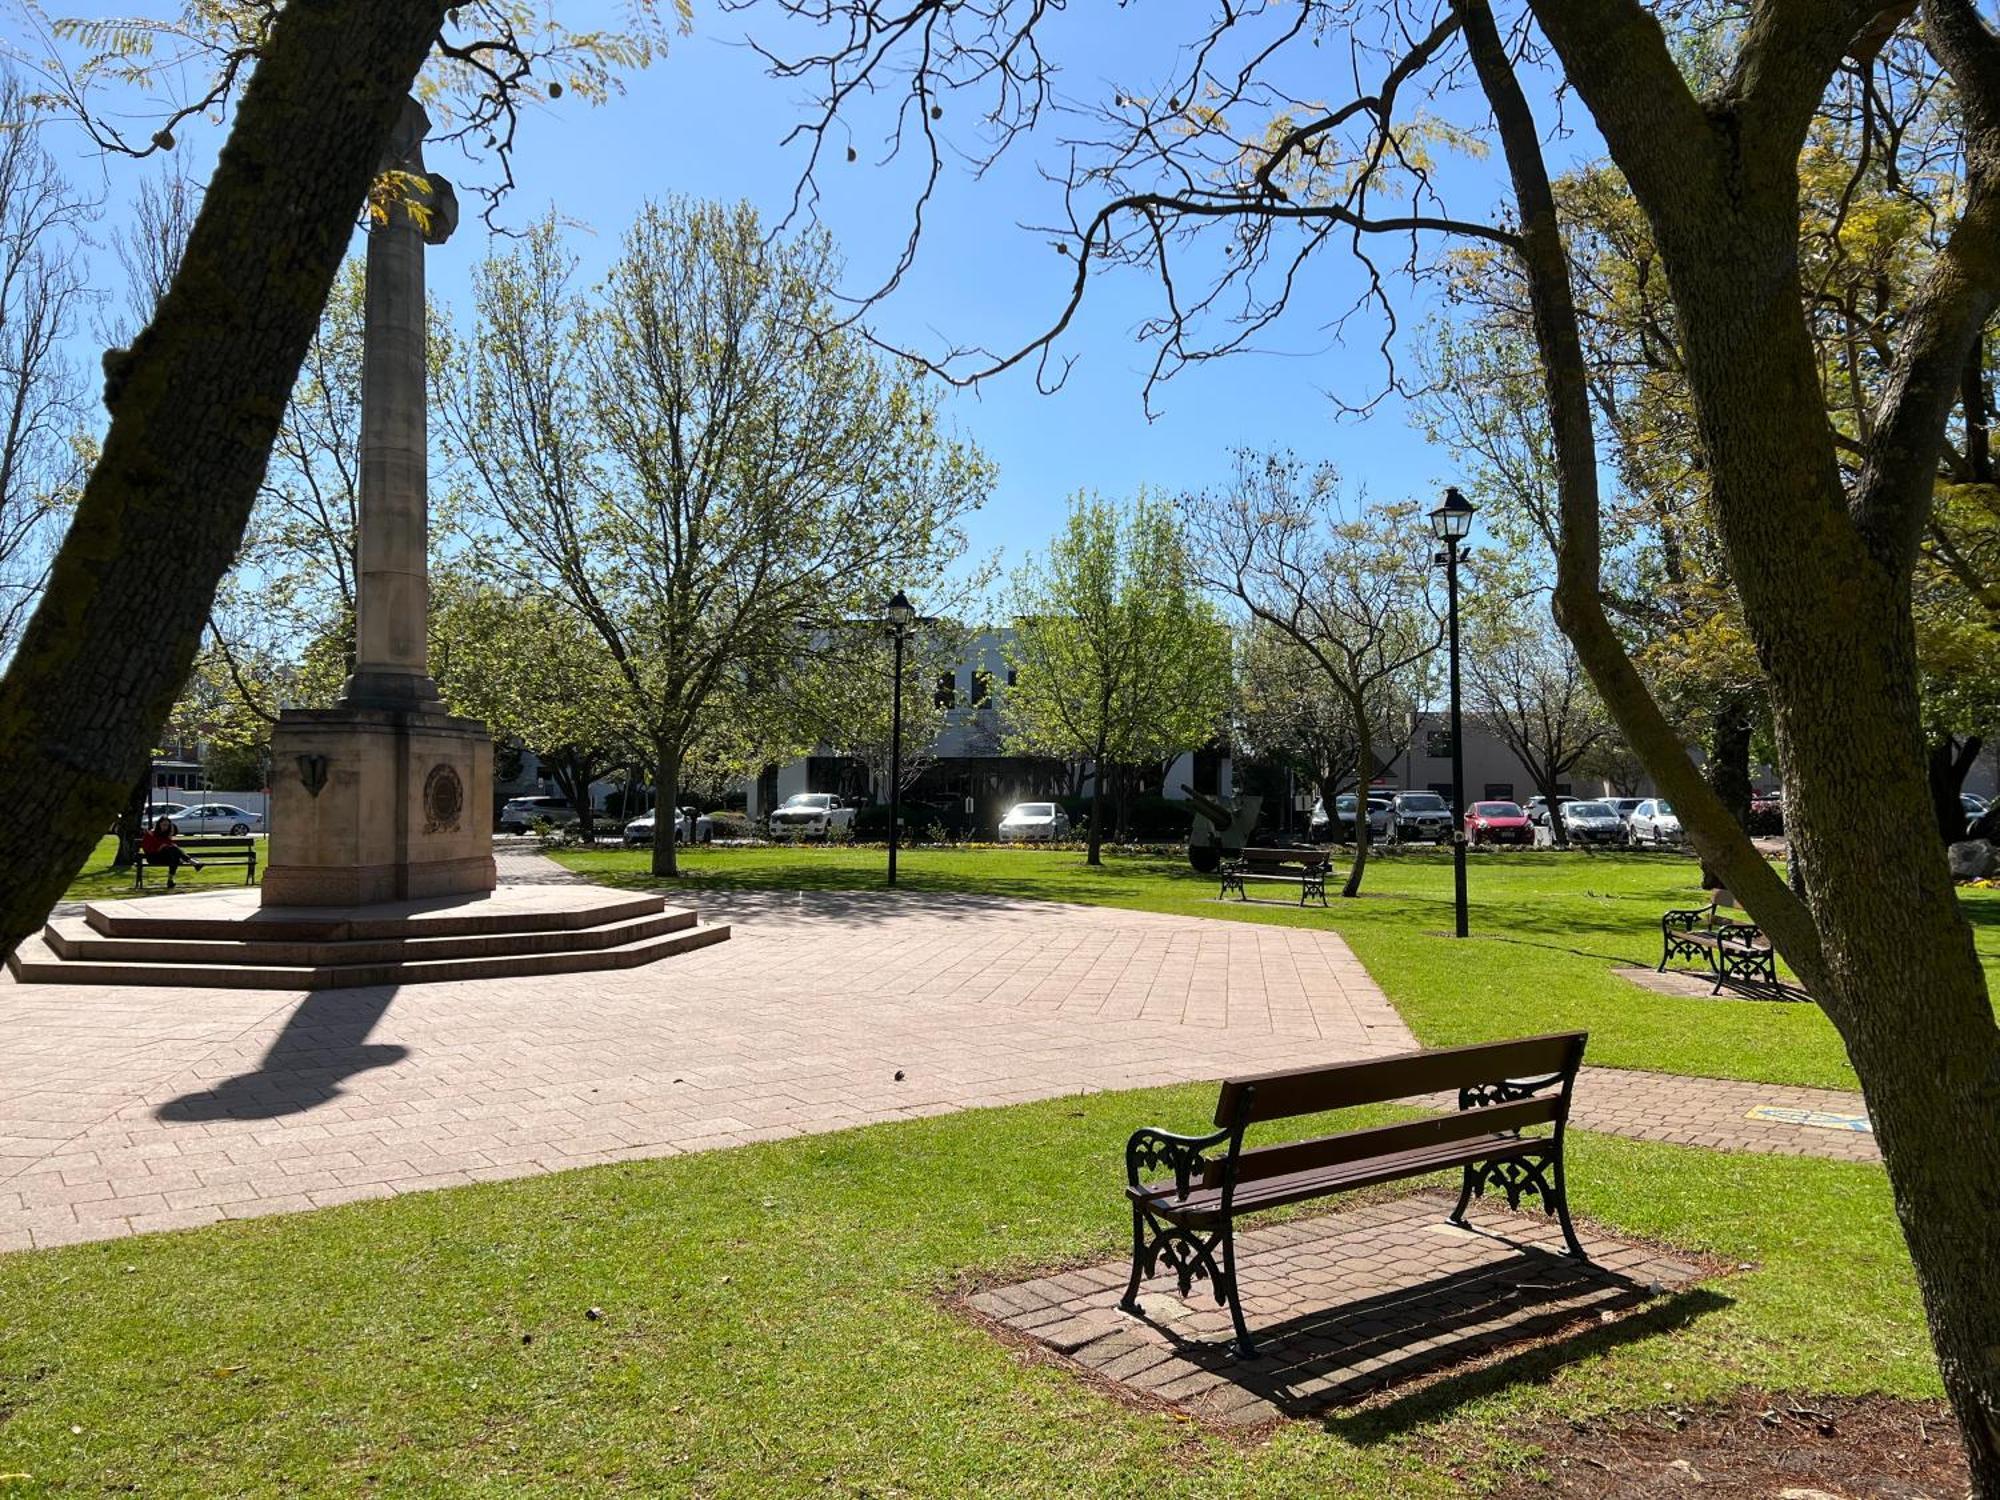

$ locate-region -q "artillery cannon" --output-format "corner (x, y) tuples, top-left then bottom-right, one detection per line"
(1180, 786), (1264, 873)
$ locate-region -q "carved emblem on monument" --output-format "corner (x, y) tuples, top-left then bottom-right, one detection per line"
(423, 763), (464, 834)
(297, 755), (330, 798)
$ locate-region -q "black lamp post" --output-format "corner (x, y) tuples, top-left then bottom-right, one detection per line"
(884, 590), (916, 888)
(1430, 486), (1477, 939)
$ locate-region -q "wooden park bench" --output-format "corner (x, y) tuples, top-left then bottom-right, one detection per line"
(1217, 846), (1334, 907)
(1659, 892), (1778, 994)
(1119, 1032), (1589, 1358)
(134, 837), (259, 890)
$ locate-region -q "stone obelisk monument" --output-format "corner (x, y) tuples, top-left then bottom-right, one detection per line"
(262, 100), (497, 907)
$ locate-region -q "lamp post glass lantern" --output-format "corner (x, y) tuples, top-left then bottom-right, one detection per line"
(884, 591), (916, 887)
(1429, 488), (1476, 938)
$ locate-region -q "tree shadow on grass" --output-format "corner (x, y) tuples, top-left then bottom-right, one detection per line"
(155, 987), (408, 1122)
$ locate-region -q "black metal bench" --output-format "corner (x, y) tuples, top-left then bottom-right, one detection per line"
(1218, 846), (1333, 907)
(1660, 897), (1777, 993)
(134, 837), (259, 889)
(1120, 1032), (1588, 1358)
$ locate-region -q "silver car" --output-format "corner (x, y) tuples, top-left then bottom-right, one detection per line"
(997, 801), (1071, 842)
(1556, 800), (1626, 846)
(768, 793), (856, 840)
(171, 802), (265, 835)
(1627, 798), (1683, 847)
(498, 795), (580, 834)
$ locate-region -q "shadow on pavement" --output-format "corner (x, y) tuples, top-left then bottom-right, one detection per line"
(155, 987), (408, 1122)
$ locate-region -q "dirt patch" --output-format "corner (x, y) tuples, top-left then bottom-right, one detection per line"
(1490, 1391), (1966, 1499)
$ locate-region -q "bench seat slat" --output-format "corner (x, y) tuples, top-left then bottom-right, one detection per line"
(1133, 1131), (1548, 1224)
(1199, 1096), (1560, 1188)
(1213, 1032), (1586, 1125)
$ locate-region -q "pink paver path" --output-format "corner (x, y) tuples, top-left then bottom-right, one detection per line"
(0, 886), (1414, 1250)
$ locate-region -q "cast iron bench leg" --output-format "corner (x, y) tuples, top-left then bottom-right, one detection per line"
(1119, 1203), (1147, 1313)
(1219, 1220), (1258, 1359)
(1551, 1151), (1586, 1258)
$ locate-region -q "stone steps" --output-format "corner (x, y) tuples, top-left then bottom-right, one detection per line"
(8, 887), (730, 990)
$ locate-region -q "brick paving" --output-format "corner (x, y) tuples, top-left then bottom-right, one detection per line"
(0, 850), (1881, 1253)
(968, 1190), (1709, 1425)
(0, 883), (1412, 1251)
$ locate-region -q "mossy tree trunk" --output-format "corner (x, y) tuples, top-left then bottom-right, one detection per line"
(0, 0), (448, 951)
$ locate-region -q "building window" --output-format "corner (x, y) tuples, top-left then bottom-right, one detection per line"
(1005, 667), (1018, 687)
(970, 670), (992, 708)
(1483, 782), (1515, 800)
(934, 671), (956, 710)
(1425, 729), (1455, 759)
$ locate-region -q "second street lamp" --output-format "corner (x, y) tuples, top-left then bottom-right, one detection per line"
(1429, 486), (1476, 939)
(883, 590), (916, 888)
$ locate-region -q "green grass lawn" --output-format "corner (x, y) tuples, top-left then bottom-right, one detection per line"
(61, 834), (265, 903)
(556, 843), (2000, 1093)
(0, 1087), (1934, 1497)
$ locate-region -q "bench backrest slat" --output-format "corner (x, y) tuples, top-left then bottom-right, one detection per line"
(1199, 1095), (1560, 1187)
(1212, 1032), (1585, 1126)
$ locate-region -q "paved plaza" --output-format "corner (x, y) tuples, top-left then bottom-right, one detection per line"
(0, 857), (1883, 1253)
(0, 887), (1413, 1250)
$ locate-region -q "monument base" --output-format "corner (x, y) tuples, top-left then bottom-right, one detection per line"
(263, 703), (497, 908)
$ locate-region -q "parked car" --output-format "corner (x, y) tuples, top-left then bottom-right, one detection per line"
(1555, 800), (1626, 847)
(997, 801), (1073, 842)
(767, 792), (857, 840)
(498, 795), (580, 834)
(1388, 790), (1453, 843)
(1963, 792), (1990, 834)
(1627, 798), (1684, 847)
(1524, 794), (1577, 828)
(622, 808), (714, 846)
(1465, 800), (1532, 846)
(1311, 794), (1392, 842)
(1606, 797), (1646, 827)
(170, 802), (266, 835)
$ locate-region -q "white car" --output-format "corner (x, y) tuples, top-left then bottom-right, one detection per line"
(498, 795), (581, 834)
(1311, 795), (1392, 842)
(170, 802), (265, 835)
(622, 808), (714, 846)
(767, 793), (856, 840)
(1627, 798), (1683, 847)
(997, 801), (1072, 842)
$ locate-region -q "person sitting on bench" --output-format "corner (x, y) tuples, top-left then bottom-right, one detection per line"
(139, 817), (201, 889)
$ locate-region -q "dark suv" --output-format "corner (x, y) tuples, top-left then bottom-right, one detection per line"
(1389, 790), (1454, 843)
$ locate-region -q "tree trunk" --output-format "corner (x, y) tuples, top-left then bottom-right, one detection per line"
(651, 740), (682, 878)
(110, 771), (150, 869)
(1929, 734), (1982, 843)
(1462, 9), (2000, 1481)
(1708, 696), (1755, 829)
(0, 1), (448, 956)
(1342, 712), (1374, 898)
(1086, 724), (1109, 867)
(1536, 768), (1571, 850)
(547, 751), (600, 845)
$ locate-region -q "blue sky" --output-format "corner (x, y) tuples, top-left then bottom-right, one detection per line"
(20, 1), (1577, 581)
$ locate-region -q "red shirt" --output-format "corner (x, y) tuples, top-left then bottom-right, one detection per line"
(140, 828), (176, 856)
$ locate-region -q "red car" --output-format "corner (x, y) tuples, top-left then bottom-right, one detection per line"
(1466, 800), (1533, 846)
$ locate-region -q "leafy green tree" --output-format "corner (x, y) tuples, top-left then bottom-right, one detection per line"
(1232, 620), (1415, 837)
(442, 203), (991, 875)
(431, 580), (640, 844)
(1462, 590), (1611, 850)
(1005, 493), (1231, 865)
(1186, 452), (1440, 895)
